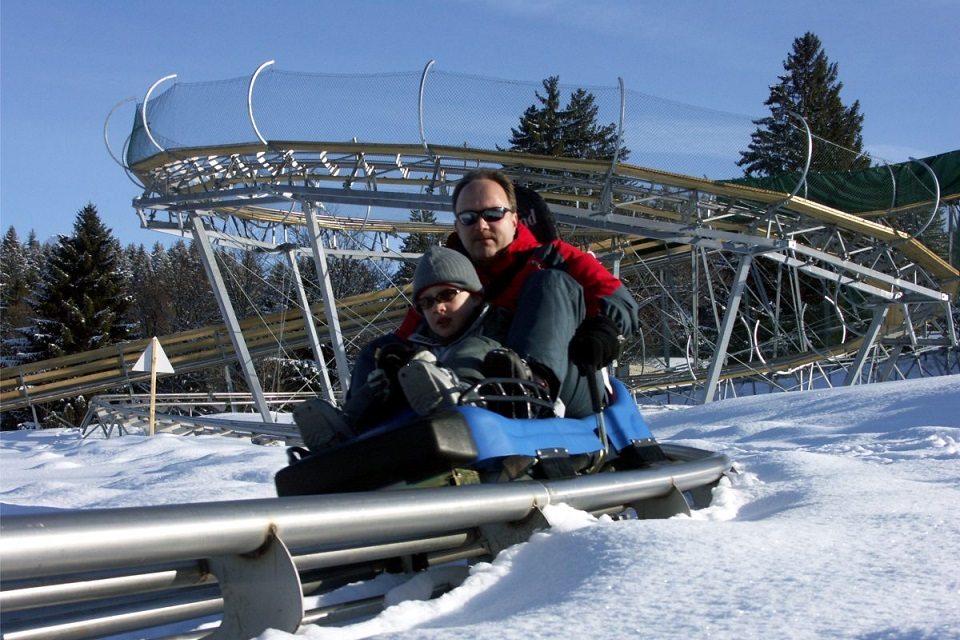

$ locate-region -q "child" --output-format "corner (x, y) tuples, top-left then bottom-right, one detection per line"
(294, 247), (533, 450)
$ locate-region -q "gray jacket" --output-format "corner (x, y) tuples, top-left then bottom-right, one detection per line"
(406, 304), (511, 384)
(343, 304), (511, 430)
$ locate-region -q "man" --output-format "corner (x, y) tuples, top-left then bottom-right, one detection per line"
(439, 169), (639, 418)
(350, 169), (637, 420)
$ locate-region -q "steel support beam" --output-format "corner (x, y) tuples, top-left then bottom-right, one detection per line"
(843, 305), (890, 386)
(701, 254), (753, 403)
(945, 300), (958, 347)
(286, 249), (335, 403)
(789, 243), (948, 302)
(303, 203), (352, 395)
(761, 251), (902, 301)
(190, 214), (273, 423)
(877, 343), (905, 382)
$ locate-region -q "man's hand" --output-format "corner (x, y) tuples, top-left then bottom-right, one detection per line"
(569, 315), (622, 369)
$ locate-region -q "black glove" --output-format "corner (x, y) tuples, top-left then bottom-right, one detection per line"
(375, 341), (420, 379)
(569, 315), (622, 370)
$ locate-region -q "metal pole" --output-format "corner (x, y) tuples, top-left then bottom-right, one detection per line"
(190, 214), (273, 423)
(286, 248), (335, 403)
(877, 343), (904, 382)
(418, 59), (436, 153)
(148, 337), (158, 436)
(141, 74), (177, 154)
(303, 203), (352, 394)
(701, 253), (753, 403)
(247, 60), (275, 145)
(1, 445), (729, 580)
(691, 247), (700, 369)
(943, 300), (957, 348)
(843, 305), (889, 386)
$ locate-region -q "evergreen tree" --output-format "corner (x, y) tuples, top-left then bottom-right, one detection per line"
(23, 231), (46, 296)
(1, 227), (29, 363)
(396, 210), (444, 284)
(264, 259), (299, 314)
(162, 240), (220, 331)
(325, 252), (389, 299)
(124, 242), (176, 339)
(27, 204), (131, 360)
(1, 227), (26, 301)
(508, 76), (628, 161)
(507, 76), (629, 227)
(738, 32), (869, 177)
(220, 248), (268, 318)
(0, 229), (47, 359)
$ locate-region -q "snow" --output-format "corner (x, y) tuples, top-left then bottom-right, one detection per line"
(2, 374), (959, 639)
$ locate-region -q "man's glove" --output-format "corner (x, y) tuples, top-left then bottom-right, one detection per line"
(569, 315), (622, 369)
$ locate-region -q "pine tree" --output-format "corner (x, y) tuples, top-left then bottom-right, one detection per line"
(1, 227), (30, 364)
(508, 77), (628, 161)
(124, 242), (177, 339)
(738, 32), (869, 177)
(396, 210), (444, 284)
(264, 259), (298, 314)
(163, 240), (220, 331)
(510, 77), (564, 157)
(325, 251), (389, 299)
(220, 248), (268, 318)
(27, 204), (130, 360)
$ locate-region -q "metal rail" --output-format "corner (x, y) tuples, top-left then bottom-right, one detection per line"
(1, 445), (729, 638)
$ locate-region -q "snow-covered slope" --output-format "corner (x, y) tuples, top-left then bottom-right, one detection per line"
(2, 375), (958, 639)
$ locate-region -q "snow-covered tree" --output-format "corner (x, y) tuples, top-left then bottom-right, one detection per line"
(161, 240), (220, 332)
(1, 227), (31, 364)
(27, 204), (130, 360)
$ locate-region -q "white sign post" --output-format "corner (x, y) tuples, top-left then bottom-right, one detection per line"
(132, 337), (175, 436)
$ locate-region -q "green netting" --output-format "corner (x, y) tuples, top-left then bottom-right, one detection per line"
(726, 149), (960, 214)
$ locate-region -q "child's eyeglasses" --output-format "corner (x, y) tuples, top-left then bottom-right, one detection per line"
(455, 207), (511, 226)
(415, 288), (463, 313)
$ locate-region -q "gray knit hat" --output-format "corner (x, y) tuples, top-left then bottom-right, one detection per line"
(413, 247), (482, 300)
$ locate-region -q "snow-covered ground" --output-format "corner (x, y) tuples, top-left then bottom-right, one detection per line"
(2, 374), (959, 639)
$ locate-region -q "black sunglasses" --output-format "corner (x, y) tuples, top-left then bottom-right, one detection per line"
(455, 206), (512, 226)
(415, 288), (463, 313)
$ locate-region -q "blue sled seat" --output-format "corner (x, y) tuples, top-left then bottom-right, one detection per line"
(460, 378), (654, 464)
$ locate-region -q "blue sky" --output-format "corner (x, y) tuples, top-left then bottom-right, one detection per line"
(1, 0), (957, 246)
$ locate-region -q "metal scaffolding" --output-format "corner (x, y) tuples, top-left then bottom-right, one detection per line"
(62, 63), (960, 412)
